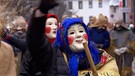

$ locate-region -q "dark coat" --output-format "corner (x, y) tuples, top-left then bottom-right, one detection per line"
(19, 50), (42, 76)
(89, 27), (110, 49)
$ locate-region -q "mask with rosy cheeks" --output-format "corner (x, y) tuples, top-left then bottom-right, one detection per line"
(68, 24), (88, 52)
(54, 18), (100, 76)
(45, 17), (58, 39)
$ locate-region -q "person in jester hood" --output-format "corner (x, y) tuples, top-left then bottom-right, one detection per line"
(27, 0), (120, 76)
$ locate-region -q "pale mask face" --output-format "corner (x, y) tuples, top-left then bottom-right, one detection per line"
(45, 18), (58, 39)
(68, 24), (88, 52)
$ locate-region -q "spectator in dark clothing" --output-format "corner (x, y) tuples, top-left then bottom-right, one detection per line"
(89, 14), (110, 50)
(2, 33), (26, 51)
(3, 16), (27, 54)
(19, 14), (59, 76)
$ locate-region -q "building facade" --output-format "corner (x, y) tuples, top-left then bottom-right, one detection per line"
(126, 0), (135, 23)
(109, 0), (135, 23)
(64, 0), (110, 24)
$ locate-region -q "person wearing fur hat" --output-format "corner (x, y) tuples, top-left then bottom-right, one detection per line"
(19, 14), (59, 76)
(0, 18), (16, 76)
(110, 19), (135, 76)
(26, 0), (120, 76)
(89, 14), (110, 50)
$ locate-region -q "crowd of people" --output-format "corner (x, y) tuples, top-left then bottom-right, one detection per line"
(0, 0), (135, 76)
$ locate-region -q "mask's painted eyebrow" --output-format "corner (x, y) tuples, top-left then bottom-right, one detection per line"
(68, 26), (74, 29)
(78, 24), (84, 28)
(78, 25), (82, 28)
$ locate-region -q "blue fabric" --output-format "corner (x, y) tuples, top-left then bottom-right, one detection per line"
(53, 18), (100, 76)
(89, 28), (110, 49)
(69, 55), (79, 76)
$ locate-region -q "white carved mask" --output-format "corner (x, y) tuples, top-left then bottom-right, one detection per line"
(68, 24), (88, 52)
(45, 18), (58, 39)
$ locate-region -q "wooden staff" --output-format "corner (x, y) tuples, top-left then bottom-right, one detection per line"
(83, 42), (98, 76)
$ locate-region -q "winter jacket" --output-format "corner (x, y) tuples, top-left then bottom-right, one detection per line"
(89, 27), (110, 49)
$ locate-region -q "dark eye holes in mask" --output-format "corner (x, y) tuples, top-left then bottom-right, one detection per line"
(69, 30), (84, 35)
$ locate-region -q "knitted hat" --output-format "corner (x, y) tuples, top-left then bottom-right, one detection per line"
(54, 18), (100, 76)
(47, 14), (59, 22)
(90, 14), (108, 27)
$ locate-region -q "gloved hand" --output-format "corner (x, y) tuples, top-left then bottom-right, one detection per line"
(119, 47), (128, 53)
(96, 44), (103, 48)
(114, 49), (121, 55)
(39, 0), (59, 14)
(114, 47), (128, 55)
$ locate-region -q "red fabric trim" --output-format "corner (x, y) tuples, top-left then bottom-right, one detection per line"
(5, 34), (10, 40)
(48, 38), (56, 44)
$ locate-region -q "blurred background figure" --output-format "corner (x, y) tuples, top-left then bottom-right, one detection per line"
(89, 14), (110, 51)
(107, 22), (114, 32)
(110, 19), (135, 76)
(87, 16), (97, 28)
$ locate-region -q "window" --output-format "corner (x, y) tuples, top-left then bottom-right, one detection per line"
(89, 0), (93, 8)
(98, 2), (102, 8)
(68, 1), (72, 9)
(78, 1), (83, 9)
(113, 6), (116, 13)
